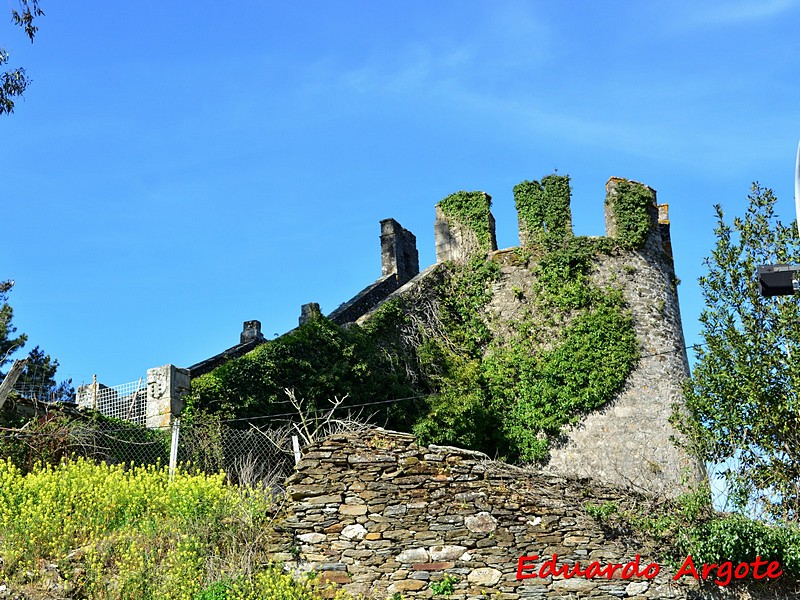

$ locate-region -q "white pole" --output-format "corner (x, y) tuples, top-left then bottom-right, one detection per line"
(794, 140), (800, 239)
(292, 434), (301, 465)
(169, 417), (181, 480)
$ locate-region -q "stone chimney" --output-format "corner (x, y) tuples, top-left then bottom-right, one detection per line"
(380, 219), (420, 284)
(299, 302), (322, 326)
(240, 320), (265, 344)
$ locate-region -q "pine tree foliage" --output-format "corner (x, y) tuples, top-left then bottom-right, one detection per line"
(0, 280), (72, 404)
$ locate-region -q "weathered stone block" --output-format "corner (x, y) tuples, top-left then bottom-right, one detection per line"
(465, 512), (498, 534)
(341, 524), (367, 540)
(387, 579), (426, 594)
(397, 548), (430, 564)
(339, 504), (368, 516)
(429, 545), (467, 561)
(412, 561), (455, 572)
(467, 567), (502, 586)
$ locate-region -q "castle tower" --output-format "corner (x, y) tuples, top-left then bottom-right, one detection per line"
(545, 177), (704, 496)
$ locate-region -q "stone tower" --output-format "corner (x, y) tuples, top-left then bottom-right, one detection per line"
(543, 177), (704, 495)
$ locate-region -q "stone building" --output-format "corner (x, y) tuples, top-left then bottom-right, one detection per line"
(188, 176), (704, 497)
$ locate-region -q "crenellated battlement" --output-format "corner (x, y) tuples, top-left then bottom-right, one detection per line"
(184, 174), (700, 496)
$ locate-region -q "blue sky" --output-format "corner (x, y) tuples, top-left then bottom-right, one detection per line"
(3, 1), (800, 389)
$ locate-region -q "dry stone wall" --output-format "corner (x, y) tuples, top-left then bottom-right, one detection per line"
(271, 430), (776, 600)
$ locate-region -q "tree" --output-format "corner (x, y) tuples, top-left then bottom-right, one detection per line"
(15, 346), (73, 402)
(1, 0), (44, 115)
(0, 280), (72, 405)
(0, 280), (27, 369)
(681, 183), (800, 523)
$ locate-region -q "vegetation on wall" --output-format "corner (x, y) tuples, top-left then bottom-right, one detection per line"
(607, 179), (655, 250)
(190, 174), (641, 464)
(412, 236), (637, 461)
(514, 174), (572, 245)
(437, 190), (495, 252)
(411, 178), (638, 461)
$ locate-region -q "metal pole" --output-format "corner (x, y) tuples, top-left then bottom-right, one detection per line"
(169, 417), (181, 480)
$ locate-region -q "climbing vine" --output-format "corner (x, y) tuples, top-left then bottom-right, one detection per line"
(191, 175), (643, 465)
(186, 309), (421, 429)
(413, 220), (638, 462)
(513, 174), (572, 246)
(607, 179), (655, 250)
(484, 294), (638, 461)
(437, 191), (494, 252)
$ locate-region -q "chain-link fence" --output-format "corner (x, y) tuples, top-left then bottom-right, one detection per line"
(0, 415), (298, 491)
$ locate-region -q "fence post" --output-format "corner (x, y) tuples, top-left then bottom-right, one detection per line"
(292, 435), (301, 465)
(169, 417), (181, 480)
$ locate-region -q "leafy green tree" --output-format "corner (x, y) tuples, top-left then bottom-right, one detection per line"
(1, 0), (44, 115)
(682, 183), (800, 523)
(187, 310), (420, 428)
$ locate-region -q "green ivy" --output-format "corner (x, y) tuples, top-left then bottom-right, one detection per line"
(607, 179), (655, 250)
(192, 176), (640, 466)
(514, 174), (572, 246)
(413, 228), (638, 462)
(437, 190), (494, 252)
(485, 298), (638, 461)
(186, 309), (420, 429)
(533, 236), (614, 311)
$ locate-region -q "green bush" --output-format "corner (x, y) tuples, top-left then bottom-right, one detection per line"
(186, 309), (419, 428)
(586, 489), (800, 581)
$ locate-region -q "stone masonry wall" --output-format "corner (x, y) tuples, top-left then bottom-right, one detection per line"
(434, 201), (498, 264)
(479, 177), (702, 497)
(546, 179), (705, 495)
(271, 430), (778, 600)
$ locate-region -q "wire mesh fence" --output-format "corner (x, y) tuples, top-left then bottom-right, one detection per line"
(74, 378), (148, 426)
(0, 416), (298, 491)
